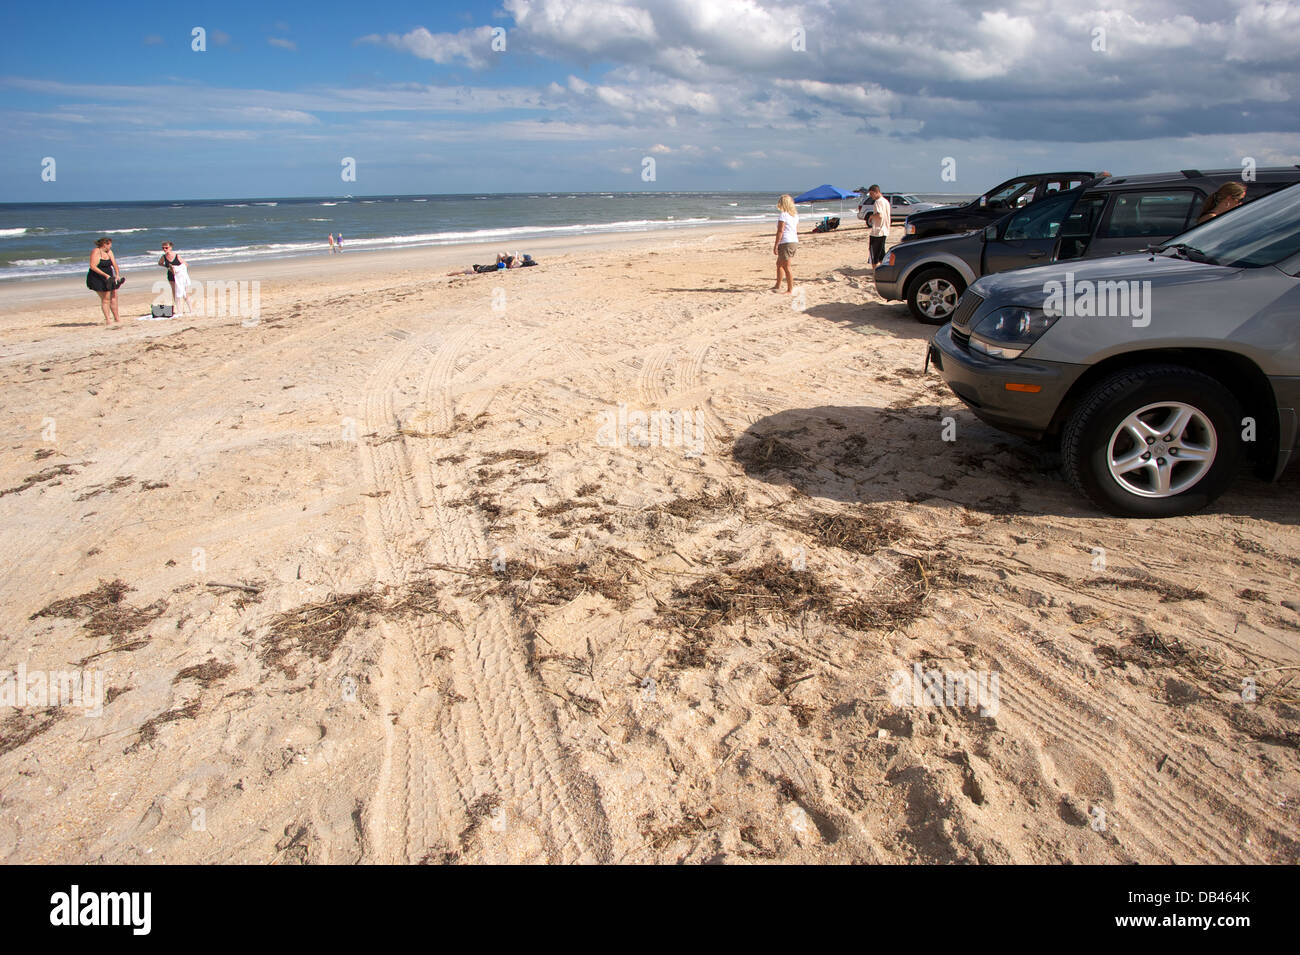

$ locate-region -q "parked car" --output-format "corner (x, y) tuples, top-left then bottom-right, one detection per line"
(877, 166), (1300, 323)
(884, 194), (948, 224)
(902, 171), (1099, 241)
(925, 182), (1300, 517)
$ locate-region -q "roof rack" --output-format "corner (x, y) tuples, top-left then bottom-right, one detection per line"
(1181, 169), (1203, 179)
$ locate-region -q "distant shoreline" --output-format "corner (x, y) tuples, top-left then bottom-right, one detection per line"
(2, 192), (968, 286)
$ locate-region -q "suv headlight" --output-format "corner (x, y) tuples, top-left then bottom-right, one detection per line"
(968, 306), (1058, 360)
(904, 220), (916, 235)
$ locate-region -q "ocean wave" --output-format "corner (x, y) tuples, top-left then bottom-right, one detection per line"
(0, 228), (28, 238)
(1, 204), (765, 282)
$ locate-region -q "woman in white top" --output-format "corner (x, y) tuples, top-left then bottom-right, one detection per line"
(772, 194), (798, 294)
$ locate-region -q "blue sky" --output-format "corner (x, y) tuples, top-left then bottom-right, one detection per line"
(1, 0), (1297, 201)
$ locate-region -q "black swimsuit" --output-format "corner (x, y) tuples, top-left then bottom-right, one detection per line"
(86, 253), (116, 293)
(163, 252), (181, 280)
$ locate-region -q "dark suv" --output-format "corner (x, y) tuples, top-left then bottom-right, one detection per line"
(877, 167), (1300, 322)
(901, 171), (1098, 241)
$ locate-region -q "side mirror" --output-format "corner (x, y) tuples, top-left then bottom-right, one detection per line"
(979, 196), (988, 208)
(983, 224), (998, 241)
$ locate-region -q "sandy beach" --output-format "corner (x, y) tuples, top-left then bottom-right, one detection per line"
(2, 218), (1297, 864)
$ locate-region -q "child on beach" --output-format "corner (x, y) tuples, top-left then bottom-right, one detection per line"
(771, 195), (798, 294)
(328, 233), (336, 254)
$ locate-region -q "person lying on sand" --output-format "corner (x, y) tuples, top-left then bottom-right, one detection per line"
(447, 252), (537, 275)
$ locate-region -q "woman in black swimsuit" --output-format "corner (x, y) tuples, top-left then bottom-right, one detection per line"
(158, 241), (185, 308)
(86, 236), (122, 325)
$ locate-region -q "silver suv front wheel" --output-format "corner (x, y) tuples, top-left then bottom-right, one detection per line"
(1105, 402), (1217, 498)
(1062, 365), (1241, 517)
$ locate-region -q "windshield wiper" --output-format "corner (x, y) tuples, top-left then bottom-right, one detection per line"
(1163, 243), (1218, 264)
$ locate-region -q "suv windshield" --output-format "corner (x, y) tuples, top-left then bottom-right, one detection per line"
(1162, 183), (1300, 267)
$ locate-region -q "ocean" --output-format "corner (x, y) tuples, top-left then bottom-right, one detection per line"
(0, 191), (975, 282)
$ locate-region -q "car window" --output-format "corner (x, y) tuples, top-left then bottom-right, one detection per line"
(1002, 193), (1078, 240)
(1059, 195), (1107, 237)
(1056, 195), (1108, 259)
(1100, 190), (1197, 238)
(986, 179), (1034, 208)
(1042, 177), (1086, 195)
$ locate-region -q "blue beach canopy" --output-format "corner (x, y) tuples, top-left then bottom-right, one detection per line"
(792, 184), (859, 219)
(793, 184), (859, 202)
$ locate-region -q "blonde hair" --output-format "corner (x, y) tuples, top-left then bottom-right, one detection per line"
(1207, 182), (1246, 208)
(777, 194), (797, 216)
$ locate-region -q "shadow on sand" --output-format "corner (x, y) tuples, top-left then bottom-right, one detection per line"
(731, 403), (1299, 523)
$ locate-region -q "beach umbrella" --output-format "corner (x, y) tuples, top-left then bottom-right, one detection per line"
(792, 184), (859, 217)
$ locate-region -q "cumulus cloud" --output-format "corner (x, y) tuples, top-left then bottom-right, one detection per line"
(483, 0), (1300, 142)
(359, 25), (499, 69)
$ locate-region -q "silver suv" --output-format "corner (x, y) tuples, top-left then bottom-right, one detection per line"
(927, 183), (1300, 517)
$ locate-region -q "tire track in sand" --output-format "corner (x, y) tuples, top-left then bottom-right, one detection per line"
(358, 324), (611, 863)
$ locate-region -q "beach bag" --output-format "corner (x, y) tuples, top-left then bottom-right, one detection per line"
(151, 304), (174, 318)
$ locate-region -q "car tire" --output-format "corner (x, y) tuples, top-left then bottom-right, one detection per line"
(1061, 365), (1241, 517)
(906, 267), (965, 324)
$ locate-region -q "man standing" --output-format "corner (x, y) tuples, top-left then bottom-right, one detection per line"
(866, 185), (891, 267)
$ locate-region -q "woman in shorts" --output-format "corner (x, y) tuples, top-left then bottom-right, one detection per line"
(772, 195), (798, 294)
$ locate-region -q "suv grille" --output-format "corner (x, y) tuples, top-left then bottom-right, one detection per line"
(949, 292), (982, 350)
(951, 292), (983, 330)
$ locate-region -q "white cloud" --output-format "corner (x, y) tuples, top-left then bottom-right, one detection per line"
(359, 25), (498, 69)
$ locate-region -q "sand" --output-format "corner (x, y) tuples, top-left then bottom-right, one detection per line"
(1, 218), (1297, 864)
